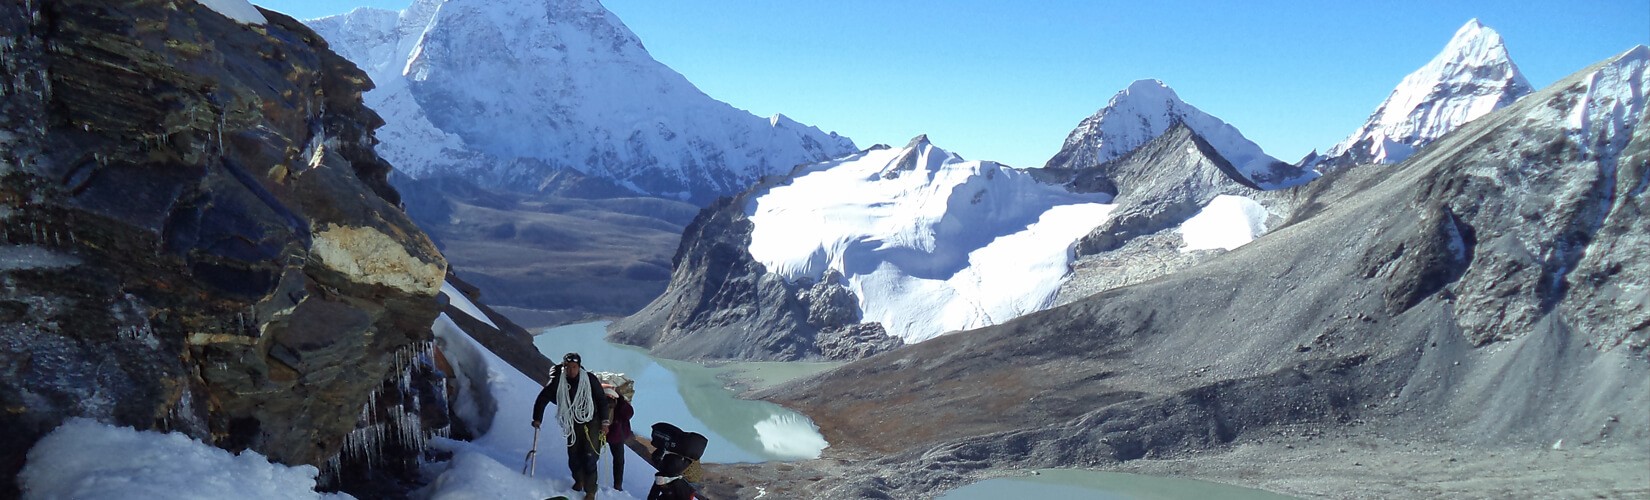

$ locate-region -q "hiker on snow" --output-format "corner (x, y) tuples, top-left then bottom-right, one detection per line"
(532, 352), (611, 498)
(604, 382), (635, 491)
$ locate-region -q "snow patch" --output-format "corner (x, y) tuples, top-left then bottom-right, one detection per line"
(196, 0), (267, 25)
(21, 418), (349, 499)
(747, 141), (1113, 343)
(1178, 195), (1269, 252)
(441, 281), (499, 330)
(1565, 45), (1649, 157)
(752, 413), (829, 459)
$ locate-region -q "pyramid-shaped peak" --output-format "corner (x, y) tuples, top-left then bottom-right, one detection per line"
(1109, 79), (1184, 107)
(1314, 19), (1534, 168)
(1438, 19), (1517, 66)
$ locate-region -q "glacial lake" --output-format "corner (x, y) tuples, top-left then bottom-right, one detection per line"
(531, 321), (837, 463)
(941, 469), (1298, 500)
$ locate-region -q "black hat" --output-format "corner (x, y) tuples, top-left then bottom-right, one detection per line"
(563, 352), (582, 365)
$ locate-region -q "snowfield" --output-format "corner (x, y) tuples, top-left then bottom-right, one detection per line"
(746, 139), (1115, 343)
(22, 419), (348, 500)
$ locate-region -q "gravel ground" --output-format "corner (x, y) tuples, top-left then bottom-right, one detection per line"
(697, 428), (1649, 499)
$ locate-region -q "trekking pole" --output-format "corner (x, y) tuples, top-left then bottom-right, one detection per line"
(523, 426), (540, 476)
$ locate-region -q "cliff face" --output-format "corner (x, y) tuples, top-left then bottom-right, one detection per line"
(0, 0), (446, 494)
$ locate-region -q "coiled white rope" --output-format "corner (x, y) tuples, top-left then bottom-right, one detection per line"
(555, 370), (595, 446)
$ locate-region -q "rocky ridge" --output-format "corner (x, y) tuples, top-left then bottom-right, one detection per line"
(1044, 79), (1315, 190)
(1, 1), (452, 495)
(608, 189), (902, 361)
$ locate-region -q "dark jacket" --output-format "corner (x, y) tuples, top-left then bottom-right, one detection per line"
(606, 395), (634, 443)
(532, 368), (610, 425)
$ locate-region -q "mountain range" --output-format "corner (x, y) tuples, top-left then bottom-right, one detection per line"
(750, 42), (1650, 499)
(618, 19), (1585, 363)
(3, 2), (1646, 498)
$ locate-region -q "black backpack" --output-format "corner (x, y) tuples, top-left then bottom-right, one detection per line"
(649, 422), (708, 469)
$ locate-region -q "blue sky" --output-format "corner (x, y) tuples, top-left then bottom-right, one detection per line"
(256, 0), (1648, 167)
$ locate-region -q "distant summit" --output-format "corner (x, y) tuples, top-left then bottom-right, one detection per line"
(1045, 79), (1314, 192)
(1310, 19), (1534, 169)
(308, 0), (855, 203)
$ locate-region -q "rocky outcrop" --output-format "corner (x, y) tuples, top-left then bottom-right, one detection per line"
(763, 47), (1650, 499)
(1040, 124), (1293, 304)
(609, 193), (901, 361)
(0, 1), (446, 495)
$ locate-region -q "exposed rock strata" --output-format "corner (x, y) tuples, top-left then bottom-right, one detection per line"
(0, 0), (446, 494)
(609, 192), (901, 361)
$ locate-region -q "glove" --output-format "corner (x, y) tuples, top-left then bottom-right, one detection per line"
(531, 420), (540, 428)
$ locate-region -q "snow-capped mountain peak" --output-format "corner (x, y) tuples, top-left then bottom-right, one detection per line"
(1320, 19), (1534, 167)
(308, 0), (855, 203)
(1045, 79), (1308, 189)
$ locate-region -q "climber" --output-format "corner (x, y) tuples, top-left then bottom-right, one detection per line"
(532, 353), (611, 499)
(604, 381), (635, 491)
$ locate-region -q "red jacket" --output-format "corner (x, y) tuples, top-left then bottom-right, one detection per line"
(607, 395), (634, 443)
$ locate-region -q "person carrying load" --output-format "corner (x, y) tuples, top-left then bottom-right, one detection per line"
(532, 352), (610, 500)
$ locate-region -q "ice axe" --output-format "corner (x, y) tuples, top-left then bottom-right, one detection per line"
(523, 425), (540, 476)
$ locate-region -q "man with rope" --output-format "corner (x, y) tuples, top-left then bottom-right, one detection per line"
(532, 352), (611, 499)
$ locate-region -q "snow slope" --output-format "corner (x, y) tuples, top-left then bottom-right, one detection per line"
(426, 313), (655, 498)
(746, 137), (1115, 343)
(440, 281), (498, 330)
(196, 0), (267, 25)
(21, 419), (347, 499)
(307, 0), (854, 202)
(1045, 79), (1310, 188)
(1320, 19), (1534, 166)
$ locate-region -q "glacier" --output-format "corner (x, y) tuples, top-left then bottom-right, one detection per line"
(746, 137), (1115, 343)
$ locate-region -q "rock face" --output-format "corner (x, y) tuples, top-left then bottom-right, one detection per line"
(307, 0), (856, 204)
(609, 193), (902, 361)
(1039, 124), (1293, 303)
(762, 46), (1650, 498)
(0, 1), (446, 495)
(1306, 19), (1534, 170)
